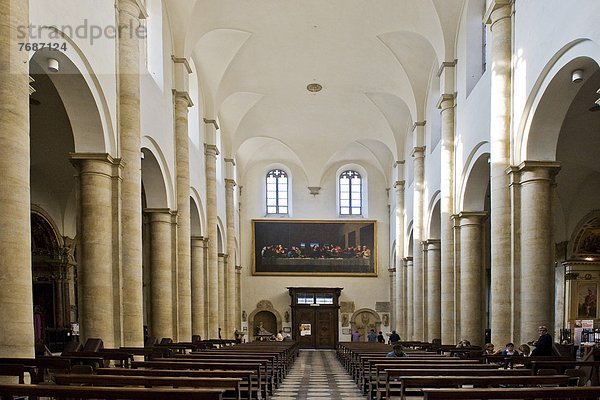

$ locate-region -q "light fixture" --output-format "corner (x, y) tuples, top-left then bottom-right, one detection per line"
(571, 69), (583, 83)
(307, 83), (322, 93)
(48, 58), (59, 73)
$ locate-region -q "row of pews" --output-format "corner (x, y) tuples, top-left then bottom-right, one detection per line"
(337, 341), (600, 400)
(0, 339), (299, 399)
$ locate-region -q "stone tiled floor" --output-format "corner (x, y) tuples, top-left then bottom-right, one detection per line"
(271, 349), (365, 400)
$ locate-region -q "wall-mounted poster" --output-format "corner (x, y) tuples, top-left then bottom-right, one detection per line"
(300, 324), (311, 336)
(252, 220), (377, 276)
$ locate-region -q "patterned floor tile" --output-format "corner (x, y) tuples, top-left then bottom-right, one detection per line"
(271, 350), (365, 399)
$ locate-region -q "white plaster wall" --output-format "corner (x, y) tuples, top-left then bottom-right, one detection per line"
(30, 0), (118, 147)
(240, 160), (390, 341)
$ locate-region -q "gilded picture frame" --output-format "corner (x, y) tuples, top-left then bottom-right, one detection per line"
(252, 219), (377, 276)
(577, 281), (598, 319)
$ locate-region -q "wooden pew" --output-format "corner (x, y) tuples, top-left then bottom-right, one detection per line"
(422, 386), (600, 399)
(131, 360), (265, 399)
(97, 367), (255, 400)
(367, 363), (531, 399)
(0, 357), (71, 383)
(393, 375), (570, 400)
(54, 373), (242, 400)
(0, 383), (225, 399)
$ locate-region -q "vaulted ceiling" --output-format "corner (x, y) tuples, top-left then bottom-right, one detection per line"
(165, 0), (466, 184)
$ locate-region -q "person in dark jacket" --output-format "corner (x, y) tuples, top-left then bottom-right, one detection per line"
(530, 325), (553, 356)
(388, 330), (400, 344)
(377, 331), (385, 343)
(386, 344), (406, 357)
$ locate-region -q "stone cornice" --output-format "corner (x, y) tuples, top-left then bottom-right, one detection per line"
(144, 207), (176, 216)
(191, 235), (205, 241)
(235, 265), (243, 271)
(394, 180), (405, 189)
(411, 146), (426, 158)
(517, 160), (561, 173)
(204, 143), (220, 156)
(437, 60), (457, 77)
(436, 93), (455, 110)
(455, 211), (488, 224)
(171, 55), (193, 74)
(484, 0), (513, 24)
(225, 178), (237, 188)
(172, 90), (193, 107)
(203, 118), (220, 130)
(224, 158), (236, 166)
(394, 160), (405, 168)
(69, 152), (122, 167)
(411, 121), (426, 132)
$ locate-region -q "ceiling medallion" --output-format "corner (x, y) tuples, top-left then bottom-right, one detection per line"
(307, 83), (322, 93)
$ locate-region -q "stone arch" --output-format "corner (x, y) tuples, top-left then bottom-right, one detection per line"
(459, 145), (490, 212)
(350, 308), (381, 342)
(141, 147), (171, 209)
(427, 191), (441, 239)
(568, 210), (600, 261)
(29, 28), (115, 155)
(518, 40), (600, 163)
(190, 188), (206, 237)
(247, 300), (283, 341)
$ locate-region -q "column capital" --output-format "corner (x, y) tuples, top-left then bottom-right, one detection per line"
(225, 178), (237, 188)
(411, 146), (426, 158)
(402, 257), (413, 267)
(517, 160), (561, 174)
(218, 253), (228, 261)
(204, 144), (220, 157)
(394, 180), (405, 190)
(203, 118), (220, 130)
(173, 90), (194, 107)
(69, 152), (120, 165)
(437, 61), (457, 78)
(411, 121), (426, 132)
(191, 235), (206, 242)
(235, 265), (242, 271)
(436, 93), (455, 110)
(144, 208), (176, 223)
(484, 0), (513, 25)
(225, 158), (236, 166)
(171, 56), (193, 74)
(117, 0), (148, 19)
(388, 266), (396, 275)
(454, 211), (488, 226)
(423, 239), (441, 250)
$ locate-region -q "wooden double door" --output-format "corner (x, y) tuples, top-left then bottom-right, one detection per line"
(288, 287), (341, 349)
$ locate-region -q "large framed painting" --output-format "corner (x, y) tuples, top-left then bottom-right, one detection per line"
(252, 219), (377, 276)
(577, 281), (598, 319)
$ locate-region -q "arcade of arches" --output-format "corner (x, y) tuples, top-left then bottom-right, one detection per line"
(0, 0), (599, 357)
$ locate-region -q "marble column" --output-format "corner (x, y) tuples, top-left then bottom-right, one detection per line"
(389, 266), (396, 329)
(439, 94), (456, 344)
(235, 265), (242, 331)
(394, 180), (405, 335)
(400, 258), (409, 339)
(0, 0), (33, 357)
(426, 239), (441, 341)
(147, 209), (174, 340)
(225, 178), (237, 339)
(412, 146), (425, 341)
(405, 257), (414, 340)
(118, 0), (145, 347)
(71, 154), (119, 347)
(518, 161), (560, 344)
(218, 253), (226, 337)
(174, 91), (193, 341)
(458, 212), (487, 345)
(486, 0), (513, 347)
(205, 140), (219, 338)
(191, 236), (207, 339)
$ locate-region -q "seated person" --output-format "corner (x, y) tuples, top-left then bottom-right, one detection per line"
(496, 342), (521, 356)
(518, 343), (531, 356)
(484, 343), (495, 355)
(456, 338), (471, 348)
(386, 344), (406, 358)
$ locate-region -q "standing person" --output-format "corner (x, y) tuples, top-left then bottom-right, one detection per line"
(530, 326), (553, 356)
(388, 330), (400, 344)
(377, 331), (385, 343)
(351, 330), (361, 342)
(367, 329), (377, 342)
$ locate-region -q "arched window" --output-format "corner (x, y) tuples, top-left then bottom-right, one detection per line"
(266, 169), (288, 214)
(339, 170), (362, 215)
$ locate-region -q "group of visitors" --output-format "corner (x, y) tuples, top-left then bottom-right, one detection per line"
(473, 325), (554, 357)
(260, 244), (371, 259)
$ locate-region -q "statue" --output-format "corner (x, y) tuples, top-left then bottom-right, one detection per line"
(255, 322), (271, 336)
